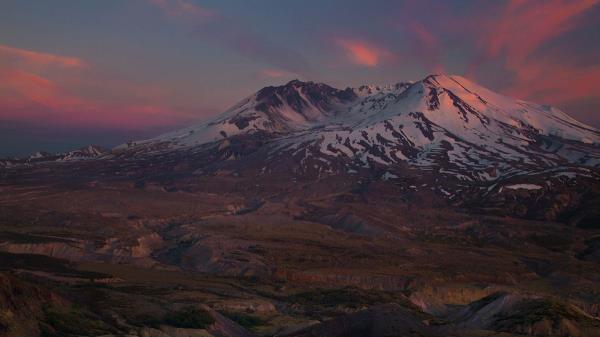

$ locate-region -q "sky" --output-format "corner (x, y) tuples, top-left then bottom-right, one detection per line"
(1, 0), (599, 156)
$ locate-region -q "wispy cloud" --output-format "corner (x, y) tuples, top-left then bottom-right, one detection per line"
(258, 69), (296, 79)
(0, 69), (78, 109)
(146, 1), (311, 77)
(388, 0), (599, 121)
(0, 45), (86, 110)
(0, 43), (196, 130)
(147, 0), (215, 21)
(334, 38), (392, 67)
(504, 61), (600, 106)
(215, 28), (312, 76)
(470, 0), (599, 105)
(0, 44), (86, 68)
(481, 0), (598, 70)
(406, 22), (444, 73)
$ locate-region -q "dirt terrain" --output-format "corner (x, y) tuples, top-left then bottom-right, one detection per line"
(1, 166), (599, 337)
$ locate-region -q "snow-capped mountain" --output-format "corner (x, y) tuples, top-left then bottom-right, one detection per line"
(4, 75), (600, 222)
(118, 80), (358, 149)
(119, 74), (599, 183)
(54, 145), (109, 161)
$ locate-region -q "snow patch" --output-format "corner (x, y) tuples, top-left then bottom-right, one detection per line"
(504, 184), (543, 190)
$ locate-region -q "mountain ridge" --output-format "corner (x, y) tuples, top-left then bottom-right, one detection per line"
(102, 74), (598, 185)
(6, 75), (599, 188)
(130, 74), (599, 149)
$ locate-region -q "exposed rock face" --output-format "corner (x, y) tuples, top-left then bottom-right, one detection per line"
(203, 305), (257, 337)
(283, 304), (450, 337)
(0, 235), (164, 268)
(98, 75), (600, 222)
(178, 235), (272, 278)
(0, 241), (86, 260)
(0, 273), (67, 337)
(282, 295), (600, 337)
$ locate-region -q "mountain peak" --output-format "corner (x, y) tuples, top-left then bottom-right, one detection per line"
(257, 79), (341, 99)
(422, 74), (470, 87)
(286, 78), (304, 85)
(284, 79), (316, 87)
(254, 79), (356, 119)
(138, 74), (598, 152)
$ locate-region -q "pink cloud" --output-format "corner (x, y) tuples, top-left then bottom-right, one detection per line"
(466, 0), (600, 107)
(0, 43), (196, 130)
(482, 0), (598, 70)
(504, 61), (600, 106)
(0, 44), (86, 68)
(334, 38), (393, 67)
(0, 69), (78, 109)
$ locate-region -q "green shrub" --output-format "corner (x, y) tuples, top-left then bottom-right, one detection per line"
(287, 287), (404, 308)
(221, 311), (265, 330)
(163, 306), (214, 329)
(128, 313), (162, 329)
(42, 306), (113, 336)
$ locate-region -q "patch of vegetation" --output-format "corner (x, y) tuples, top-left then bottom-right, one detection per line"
(220, 311), (266, 330)
(0, 309), (12, 332)
(527, 233), (571, 252)
(576, 213), (600, 229)
(415, 229), (480, 247)
(128, 313), (162, 329)
(0, 231), (73, 244)
(0, 251), (111, 279)
(492, 299), (597, 331)
(577, 235), (600, 260)
(467, 292), (507, 312)
(111, 284), (172, 296)
(286, 287), (413, 310)
(163, 306), (214, 329)
(584, 235), (600, 246)
(41, 305), (114, 337)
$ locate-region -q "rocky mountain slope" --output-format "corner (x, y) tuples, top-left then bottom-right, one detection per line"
(125, 75), (599, 175)
(107, 74), (600, 224)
